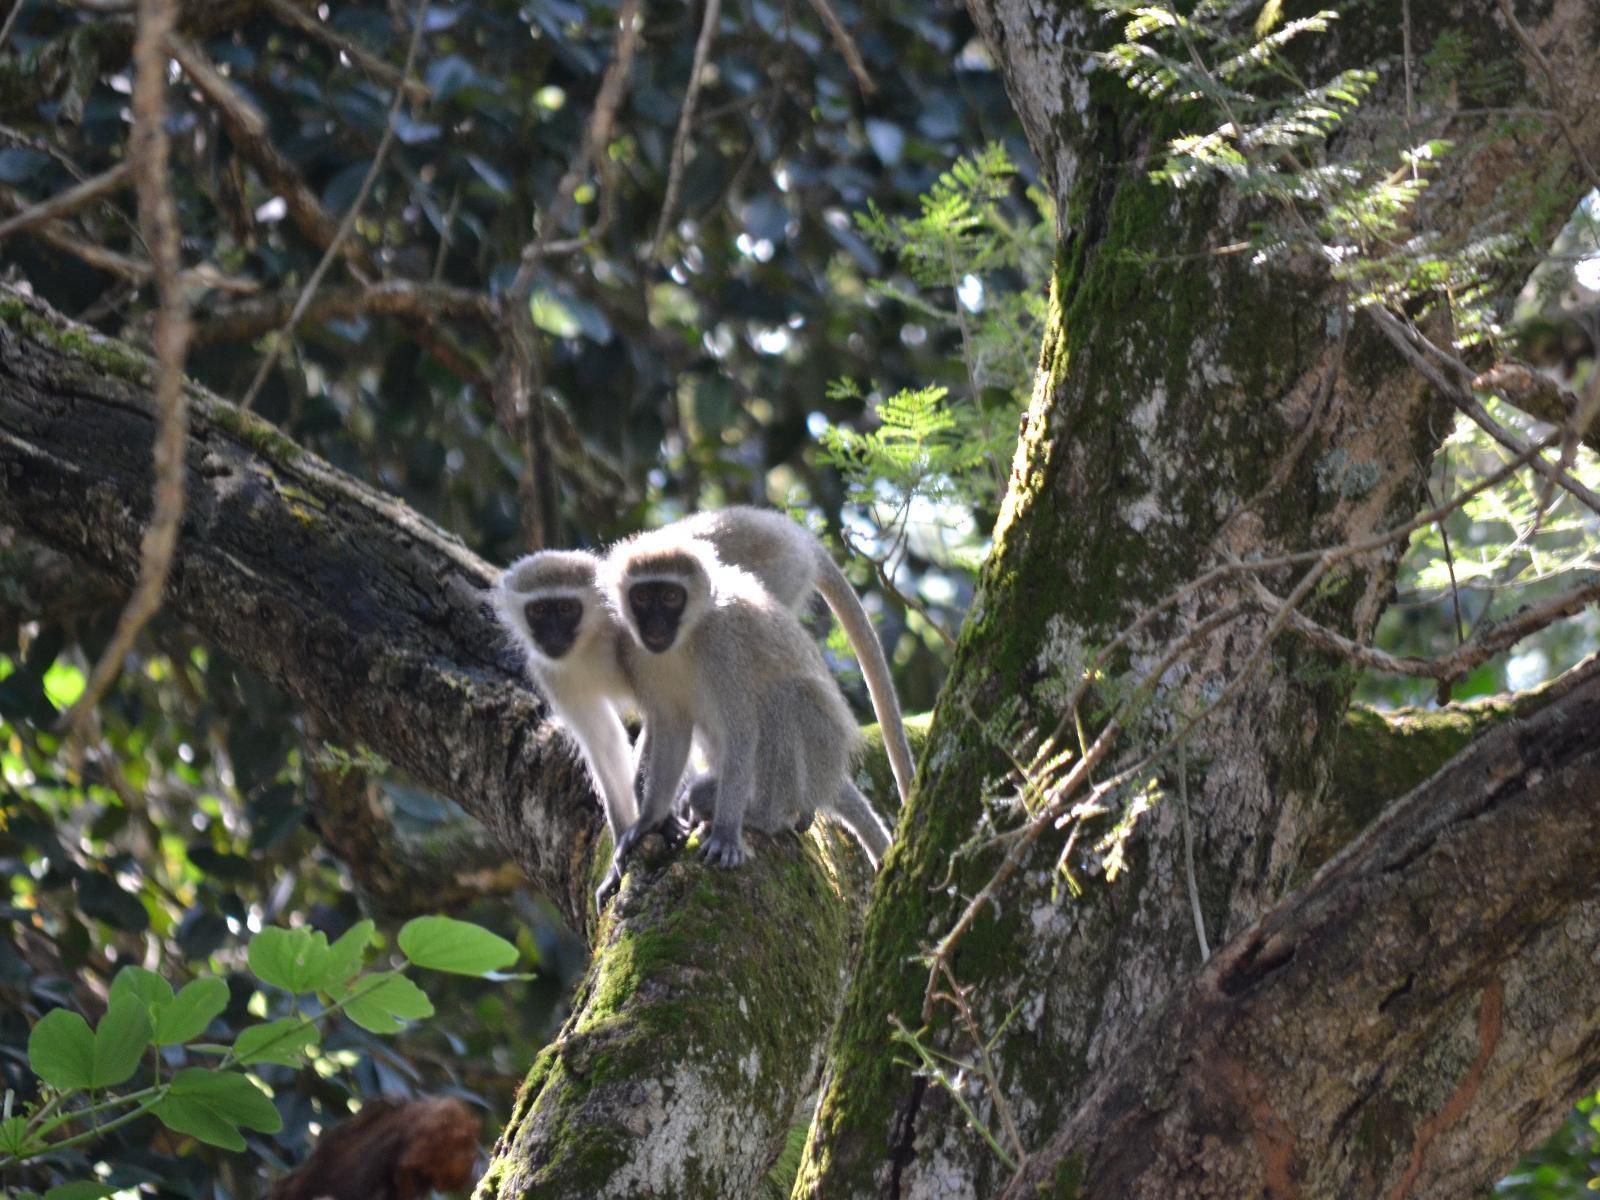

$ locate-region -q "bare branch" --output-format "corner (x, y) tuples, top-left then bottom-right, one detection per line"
(0, 162), (134, 243)
(168, 33), (375, 275)
(0, 0), (25, 51)
(804, 0), (874, 95)
(0, 187), (151, 280)
(191, 281), (490, 347)
(508, 0), (641, 296)
(264, 0), (431, 102)
(235, 0), (429, 411)
(65, 0), (191, 739)
(649, 0), (721, 264)
(1364, 305), (1600, 515)
(1243, 570), (1600, 683)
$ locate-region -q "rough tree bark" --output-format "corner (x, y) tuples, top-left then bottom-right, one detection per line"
(796, 2), (1600, 1198)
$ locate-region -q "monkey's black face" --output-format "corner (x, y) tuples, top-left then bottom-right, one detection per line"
(628, 581), (687, 653)
(524, 597), (583, 659)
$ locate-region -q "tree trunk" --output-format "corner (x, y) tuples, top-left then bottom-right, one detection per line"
(796, 2), (1600, 1197)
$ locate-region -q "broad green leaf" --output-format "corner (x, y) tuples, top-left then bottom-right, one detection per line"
(109, 965), (173, 1013)
(339, 972), (434, 1034)
(322, 919), (375, 987)
(398, 916), (518, 976)
(44, 1183), (117, 1200)
(232, 1018), (318, 1066)
(153, 1068), (281, 1151)
(153, 977), (229, 1045)
(28, 1008), (95, 1091)
(89, 992), (151, 1088)
(248, 926), (338, 993)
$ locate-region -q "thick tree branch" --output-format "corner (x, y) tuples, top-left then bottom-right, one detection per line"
(1001, 662), (1600, 1198)
(0, 285), (596, 929)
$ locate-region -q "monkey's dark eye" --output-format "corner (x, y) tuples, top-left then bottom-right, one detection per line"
(660, 585), (686, 611)
(527, 600), (551, 620)
(557, 598), (581, 620)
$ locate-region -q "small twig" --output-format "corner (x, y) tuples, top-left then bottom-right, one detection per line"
(649, 0), (721, 264)
(803, 0), (874, 95)
(1243, 570), (1600, 684)
(0, 0), (28, 57)
(65, 0), (191, 740)
(0, 190), (150, 280)
(1177, 740), (1209, 961)
(236, 0), (429, 411)
(0, 161), (134, 242)
(1363, 305), (1600, 515)
(431, 182), (461, 281)
(264, 0), (432, 102)
(840, 523), (957, 649)
(509, 0), (641, 297)
(931, 959), (1026, 1168)
(1426, 451), (1465, 704)
(169, 33), (374, 277)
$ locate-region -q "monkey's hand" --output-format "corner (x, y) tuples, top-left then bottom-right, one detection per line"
(700, 830), (747, 869)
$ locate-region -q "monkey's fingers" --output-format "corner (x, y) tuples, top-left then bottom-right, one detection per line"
(595, 863), (623, 909)
(700, 833), (746, 868)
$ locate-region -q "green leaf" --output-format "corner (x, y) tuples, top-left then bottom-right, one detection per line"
(28, 1009), (95, 1091)
(398, 916), (518, 975)
(44, 1183), (117, 1200)
(90, 992), (152, 1088)
(338, 972), (434, 1034)
(529, 289), (581, 338)
(322, 919), (375, 987)
(232, 1018), (319, 1066)
(0, 1114), (40, 1156)
(109, 967), (227, 1046)
(154, 977), (230, 1045)
(248, 926), (341, 994)
(109, 966), (173, 1013)
(152, 1068), (281, 1151)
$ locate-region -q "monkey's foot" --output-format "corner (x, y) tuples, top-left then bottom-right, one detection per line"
(595, 861), (624, 910)
(700, 830), (747, 869)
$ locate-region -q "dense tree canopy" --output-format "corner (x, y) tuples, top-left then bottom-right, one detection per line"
(0, 0), (1597, 1197)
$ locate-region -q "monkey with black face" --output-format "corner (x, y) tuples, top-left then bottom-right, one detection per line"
(493, 550), (640, 845)
(601, 533), (892, 874)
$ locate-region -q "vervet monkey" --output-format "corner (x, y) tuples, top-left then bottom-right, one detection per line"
(674, 507), (916, 809)
(493, 550), (640, 845)
(497, 509), (909, 899)
(601, 533), (893, 873)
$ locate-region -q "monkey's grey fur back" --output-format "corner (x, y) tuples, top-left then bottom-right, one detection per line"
(677, 505), (918, 810)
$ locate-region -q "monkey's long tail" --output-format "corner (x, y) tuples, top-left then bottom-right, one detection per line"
(831, 781), (893, 866)
(814, 557), (917, 810)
